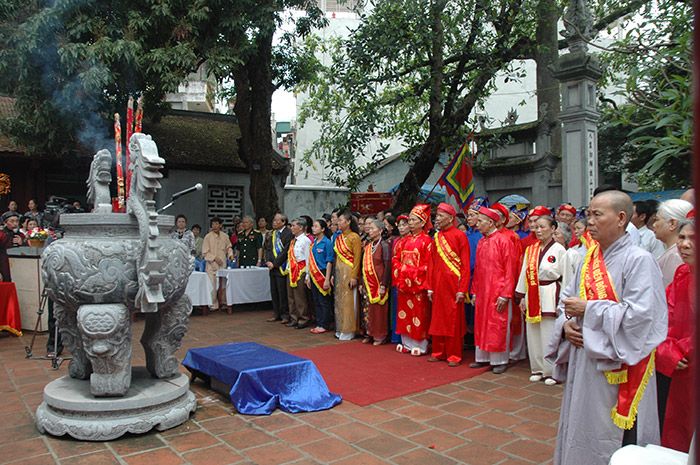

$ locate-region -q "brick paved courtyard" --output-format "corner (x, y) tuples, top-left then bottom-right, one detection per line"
(0, 308), (560, 465)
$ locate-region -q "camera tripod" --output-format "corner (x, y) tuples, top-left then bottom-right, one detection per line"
(23, 289), (71, 370)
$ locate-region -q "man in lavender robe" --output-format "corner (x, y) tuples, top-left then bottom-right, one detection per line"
(547, 190), (667, 465)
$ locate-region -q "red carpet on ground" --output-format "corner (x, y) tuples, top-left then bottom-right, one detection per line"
(291, 342), (489, 406)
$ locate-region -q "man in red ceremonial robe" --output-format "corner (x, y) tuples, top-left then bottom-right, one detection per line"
(471, 207), (517, 374)
(393, 204), (433, 356)
(427, 203), (470, 366)
(0, 212), (22, 282)
(492, 202), (526, 362)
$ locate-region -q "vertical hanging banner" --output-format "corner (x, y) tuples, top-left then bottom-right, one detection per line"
(114, 113), (125, 211)
(125, 96), (134, 200)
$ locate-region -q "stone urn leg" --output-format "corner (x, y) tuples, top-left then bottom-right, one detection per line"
(77, 304), (132, 397)
(54, 303), (93, 380)
(141, 295), (192, 379)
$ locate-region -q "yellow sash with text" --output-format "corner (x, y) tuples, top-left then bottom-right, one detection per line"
(435, 232), (461, 278)
(362, 243), (388, 304)
(334, 233), (355, 268)
(287, 239), (306, 287)
(525, 242), (542, 324)
(579, 241), (655, 430)
(308, 243), (330, 296)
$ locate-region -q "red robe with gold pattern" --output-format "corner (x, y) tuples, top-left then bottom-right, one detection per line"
(393, 232), (432, 340)
(472, 228), (517, 352)
(428, 225), (470, 337)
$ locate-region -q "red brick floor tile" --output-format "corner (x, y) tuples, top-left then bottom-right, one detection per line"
(354, 433), (416, 458)
(457, 378), (500, 392)
(0, 423), (42, 446)
(349, 407), (401, 425)
(0, 411), (35, 428)
(510, 421), (559, 441)
(426, 414), (479, 434)
(274, 424), (329, 446)
(445, 442), (508, 465)
(110, 433), (166, 456)
(393, 404), (444, 422)
(501, 438), (555, 463)
(517, 406), (560, 425)
(482, 397), (529, 413)
(471, 411), (522, 429)
(298, 410), (352, 429)
(59, 450), (121, 465)
(497, 459), (539, 465)
(168, 430), (220, 453)
(241, 442), (303, 465)
(438, 400), (489, 418)
(45, 436), (107, 459)
(192, 404), (230, 421)
(122, 447), (185, 465)
(182, 444), (245, 465)
(459, 425), (517, 447)
(488, 386), (533, 401)
(198, 415), (250, 435)
(427, 383), (463, 395)
(523, 393), (563, 410)
(0, 437), (49, 461)
(327, 422), (381, 443)
(5, 453), (58, 465)
(408, 429), (465, 452)
(372, 398), (415, 411)
(392, 447), (461, 465)
(249, 413), (301, 431)
(376, 418), (429, 437)
(451, 387), (497, 405)
(159, 420), (202, 438)
(330, 452), (391, 465)
(219, 427), (276, 450)
(408, 392), (453, 407)
(299, 437), (357, 462)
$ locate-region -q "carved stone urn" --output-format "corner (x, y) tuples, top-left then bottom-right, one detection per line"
(35, 134), (197, 441)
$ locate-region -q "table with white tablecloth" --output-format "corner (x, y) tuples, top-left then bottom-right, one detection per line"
(185, 271), (214, 306)
(216, 268), (272, 305)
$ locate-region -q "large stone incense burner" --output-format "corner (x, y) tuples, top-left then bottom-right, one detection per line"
(36, 133), (196, 441)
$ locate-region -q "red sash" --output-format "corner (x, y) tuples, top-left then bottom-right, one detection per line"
(307, 242), (329, 295)
(435, 232), (461, 278)
(525, 242), (542, 323)
(580, 241), (655, 430)
(334, 233), (355, 268)
(287, 238), (306, 287)
(362, 243), (387, 304)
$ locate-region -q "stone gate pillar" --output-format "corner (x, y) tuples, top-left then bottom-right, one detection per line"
(553, 0), (602, 206)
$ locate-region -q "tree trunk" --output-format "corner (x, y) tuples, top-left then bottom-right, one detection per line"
(535, 0), (562, 157)
(232, 26), (280, 221)
(392, 0), (446, 214)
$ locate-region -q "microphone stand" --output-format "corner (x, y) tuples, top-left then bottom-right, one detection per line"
(157, 185), (201, 214)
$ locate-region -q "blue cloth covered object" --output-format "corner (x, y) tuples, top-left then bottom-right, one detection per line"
(182, 342), (342, 415)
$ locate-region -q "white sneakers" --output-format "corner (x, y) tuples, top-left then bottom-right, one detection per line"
(529, 374), (543, 382)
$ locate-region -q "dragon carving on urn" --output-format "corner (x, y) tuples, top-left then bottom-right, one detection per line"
(41, 133), (193, 397)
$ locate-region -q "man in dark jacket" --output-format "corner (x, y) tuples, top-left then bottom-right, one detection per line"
(264, 213), (293, 323)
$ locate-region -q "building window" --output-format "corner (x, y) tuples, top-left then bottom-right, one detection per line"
(207, 185), (244, 228)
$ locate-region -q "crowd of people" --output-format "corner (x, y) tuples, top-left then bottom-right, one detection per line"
(2, 186), (695, 464)
(173, 186), (695, 465)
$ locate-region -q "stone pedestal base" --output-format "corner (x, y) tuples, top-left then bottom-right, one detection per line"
(36, 367), (196, 441)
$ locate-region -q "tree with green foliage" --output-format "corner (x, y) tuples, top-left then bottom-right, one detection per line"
(598, 0), (691, 190)
(298, 0), (682, 210)
(0, 0), (324, 220)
